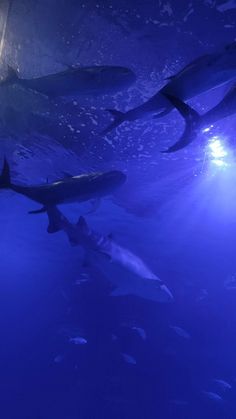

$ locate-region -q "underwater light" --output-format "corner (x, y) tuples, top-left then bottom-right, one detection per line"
(208, 137), (228, 159)
(207, 136), (231, 168)
(202, 125), (214, 134)
(212, 159), (228, 168)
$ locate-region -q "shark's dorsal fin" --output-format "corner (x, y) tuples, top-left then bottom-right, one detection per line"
(77, 216), (89, 232)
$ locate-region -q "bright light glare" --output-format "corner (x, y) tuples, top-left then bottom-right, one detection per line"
(212, 159), (228, 168)
(208, 138), (228, 159)
(202, 125), (214, 134)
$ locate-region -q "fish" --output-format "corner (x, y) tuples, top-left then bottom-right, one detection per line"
(170, 325), (191, 339)
(162, 85), (236, 152)
(212, 379), (232, 392)
(0, 159), (126, 214)
(201, 391), (223, 403)
(1, 65), (136, 98)
(75, 273), (90, 285)
(53, 354), (64, 363)
(131, 326), (147, 341)
(45, 206), (173, 303)
(102, 42), (236, 134)
(69, 336), (87, 345)
(121, 353), (137, 365)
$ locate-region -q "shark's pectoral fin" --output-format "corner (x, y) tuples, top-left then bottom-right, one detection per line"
(110, 286), (129, 297)
(28, 206), (47, 215)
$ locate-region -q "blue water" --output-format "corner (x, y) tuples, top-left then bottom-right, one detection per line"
(1, 1), (236, 418)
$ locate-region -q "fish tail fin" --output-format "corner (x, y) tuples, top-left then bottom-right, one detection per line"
(0, 158), (11, 189)
(1, 65), (19, 86)
(163, 93), (200, 122)
(161, 94), (201, 153)
(46, 206), (64, 233)
(101, 109), (126, 135)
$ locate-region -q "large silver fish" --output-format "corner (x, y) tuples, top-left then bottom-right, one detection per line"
(0, 159), (126, 213)
(46, 206), (173, 303)
(103, 42), (236, 134)
(1, 65), (136, 98)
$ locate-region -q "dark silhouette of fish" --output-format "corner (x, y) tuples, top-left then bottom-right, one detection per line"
(162, 84), (236, 152)
(0, 159), (126, 213)
(102, 42), (236, 134)
(45, 206), (173, 303)
(1, 65), (136, 98)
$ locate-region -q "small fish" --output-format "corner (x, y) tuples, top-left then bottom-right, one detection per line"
(132, 326), (147, 341)
(121, 353), (137, 365)
(202, 391), (223, 402)
(212, 379), (232, 392)
(170, 325), (191, 339)
(69, 336), (87, 345)
(75, 273), (90, 285)
(54, 354), (64, 363)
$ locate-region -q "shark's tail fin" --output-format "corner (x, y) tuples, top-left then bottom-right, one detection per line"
(101, 109), (126, 135)
(161, 93), (201, 153)
(46, 206), (64, 233)
(0, 158), (11, 189)
(0, 65), (19, 86)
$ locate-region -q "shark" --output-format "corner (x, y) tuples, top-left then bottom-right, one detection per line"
(102, 42), (236, 134)
(0, 65), (136, 98)
(46, 206), (173, 303)
(0, 159), (126, 214)
(161, 85), (236, 152)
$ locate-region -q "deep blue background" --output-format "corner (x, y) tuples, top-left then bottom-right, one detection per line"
(1, 1), (236, 418)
